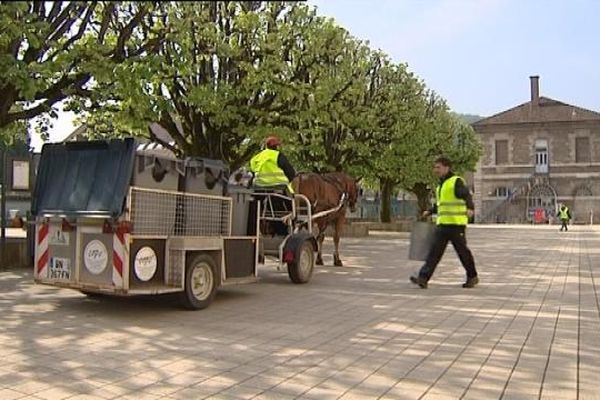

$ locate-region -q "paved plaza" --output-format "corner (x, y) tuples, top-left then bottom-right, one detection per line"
(1, 225), (599, 399)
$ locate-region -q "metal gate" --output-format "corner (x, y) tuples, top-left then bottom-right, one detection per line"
(527, 183), (557, 222)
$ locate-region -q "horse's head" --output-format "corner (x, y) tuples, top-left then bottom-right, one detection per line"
(340, 173), (360, 213)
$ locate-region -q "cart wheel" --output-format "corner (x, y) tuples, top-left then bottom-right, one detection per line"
(180, 254), (218, 310)
(287, 240), (315, 284)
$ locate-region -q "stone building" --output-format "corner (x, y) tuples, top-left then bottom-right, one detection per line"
(473, 76), (600, 224)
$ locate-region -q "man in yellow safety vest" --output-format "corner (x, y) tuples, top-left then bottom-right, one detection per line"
(249, 135), (296, 193)
(558, 204), (571, 232)
(410, 156), (479, 289)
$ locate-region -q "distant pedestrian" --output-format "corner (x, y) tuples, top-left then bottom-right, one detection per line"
(558, 204), (571, 232)
(410, 157), (479, 289)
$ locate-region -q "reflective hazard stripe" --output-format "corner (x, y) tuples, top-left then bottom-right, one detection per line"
(112, 231), (128, 288)
(439, 201), (465, 206)
(255, 171), (288, 184)
(256, 172), (285, 177)
(36, 223), (49, 278)
(438, 211), (468, 216)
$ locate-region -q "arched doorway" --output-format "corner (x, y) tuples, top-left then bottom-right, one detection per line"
(573, 184), (593, 224)
(527, 183), (557, 223)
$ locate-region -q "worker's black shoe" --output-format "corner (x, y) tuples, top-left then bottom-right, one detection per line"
(410, 275), (428, 289)
(462, 276), (479, 288)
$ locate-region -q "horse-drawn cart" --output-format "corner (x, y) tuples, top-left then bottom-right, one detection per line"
(31, 138), (326, 310)
(249, 186), (349, 280)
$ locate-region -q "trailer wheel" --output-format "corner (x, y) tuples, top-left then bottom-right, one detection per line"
(180, 254), (217, 310)
(287, 240), (315, 284)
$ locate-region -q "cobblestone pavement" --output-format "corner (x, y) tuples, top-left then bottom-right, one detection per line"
(1, 225), (599, 399)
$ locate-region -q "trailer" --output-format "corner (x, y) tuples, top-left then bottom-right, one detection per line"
(31, 138), (320, 309)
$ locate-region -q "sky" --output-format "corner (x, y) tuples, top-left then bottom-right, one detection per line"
(308, 0), (600, 116)
(35, 0), (600, 150)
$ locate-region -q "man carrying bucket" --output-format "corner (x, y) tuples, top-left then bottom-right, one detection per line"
(410, 156), (479, 289)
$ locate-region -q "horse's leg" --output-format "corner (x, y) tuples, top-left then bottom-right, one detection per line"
(333, 217), (344, 266)
(315, 224), (325, 265)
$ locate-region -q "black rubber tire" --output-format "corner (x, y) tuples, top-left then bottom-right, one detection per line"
(287, 240), (315, 284)
(179, 253), (218, 310)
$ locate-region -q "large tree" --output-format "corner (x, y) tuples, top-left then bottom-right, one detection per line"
(359, 63), (429, 221)
(0, 1), (163, 140)
(81, 2), (391, 175)
(282, 32), (388, 175)
(364, 81), (481, 221)
(405, 96), (481, 215)
(83, 2), (339, 171)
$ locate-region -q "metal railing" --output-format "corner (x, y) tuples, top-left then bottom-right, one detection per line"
(128, 186), (232, 237)
(480, 173), (540, 223)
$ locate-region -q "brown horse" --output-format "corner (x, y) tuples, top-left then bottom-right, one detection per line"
(291, 172), (359, 266)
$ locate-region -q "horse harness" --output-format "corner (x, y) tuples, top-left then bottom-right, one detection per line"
(321, 174), (350, 205)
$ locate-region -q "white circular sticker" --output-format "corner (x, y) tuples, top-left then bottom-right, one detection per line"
(84, 240), (108, 275)
(134, 246), (157, 282)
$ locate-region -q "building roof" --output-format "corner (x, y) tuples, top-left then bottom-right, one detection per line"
(473, 96), (600, 126)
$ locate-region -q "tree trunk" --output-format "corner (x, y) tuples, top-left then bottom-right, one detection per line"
(379, 178), (394, 223)
(412, 182), (432, 217)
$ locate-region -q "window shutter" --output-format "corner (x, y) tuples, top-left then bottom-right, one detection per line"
(495, 140), (508, 165)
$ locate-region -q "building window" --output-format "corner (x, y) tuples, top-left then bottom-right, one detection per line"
(575, 137), (590, 163)
(535, 139), (548, 173)
(493, 187), (509, 198)
(495, 140), (508, 165)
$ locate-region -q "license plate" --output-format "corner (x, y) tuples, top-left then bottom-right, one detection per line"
(49, 258), (71, 280)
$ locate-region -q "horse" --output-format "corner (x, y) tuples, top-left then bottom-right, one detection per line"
(291, 172), (360, 266)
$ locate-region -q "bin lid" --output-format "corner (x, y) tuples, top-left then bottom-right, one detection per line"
(31, 138), (136, 218)
(185, 157), (227, 170)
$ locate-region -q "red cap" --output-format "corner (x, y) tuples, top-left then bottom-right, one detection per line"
(265, 136), (281, 147)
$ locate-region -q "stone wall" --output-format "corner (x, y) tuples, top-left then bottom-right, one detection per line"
(324, 221), (412, 237)
(473, 119), (600, 223)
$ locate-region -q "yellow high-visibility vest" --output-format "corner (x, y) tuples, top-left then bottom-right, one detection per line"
(436, 176), (468, 226)
(249, 149), (293, 192)
(559, 207), (569, 220)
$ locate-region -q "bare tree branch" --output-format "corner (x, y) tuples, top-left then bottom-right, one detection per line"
(97, 3), (114, 44)
(112, 5), (148, 62)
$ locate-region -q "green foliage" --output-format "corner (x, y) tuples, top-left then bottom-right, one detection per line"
(0, 1), (164, 141)
(85, 2), (335, 169)
(0, 121), (29, 153)
(281, 25), (389, 175)
(3, 1), (482, 223)
(0, 103), (29, 150)
(359, 76), (482, 219)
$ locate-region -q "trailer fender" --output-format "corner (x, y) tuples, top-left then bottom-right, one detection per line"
(282, 232), (317, 262)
